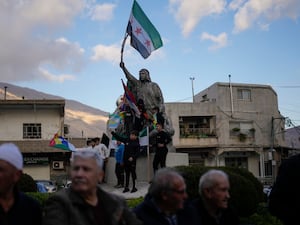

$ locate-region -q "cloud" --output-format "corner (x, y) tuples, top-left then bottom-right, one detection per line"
(89, 3), (116, 21)
(231, 0), (300, 33)
(201, 32), (228, 50)
(39, 68), (76, 83)
(169, 0), (226, 37)
(0, 0), (86, 82)
(91, 44), (120, 63)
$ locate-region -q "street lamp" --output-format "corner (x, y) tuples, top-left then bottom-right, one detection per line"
(190, 77), (195, 103)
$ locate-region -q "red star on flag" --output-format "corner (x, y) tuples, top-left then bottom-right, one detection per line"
(135, 27), (142, 36)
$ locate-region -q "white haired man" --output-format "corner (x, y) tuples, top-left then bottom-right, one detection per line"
(192, 169), (239, 225)
(43, 149), (142, 225)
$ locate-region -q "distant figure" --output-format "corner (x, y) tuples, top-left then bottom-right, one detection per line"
(114, 140), (125, 188)
(93, 137), (110, 183)
(111, 130), (140, 193)
(269, 153), (300, 225)
(43, 149), (142, 225)
(152, 122), (172, 174)
(0, 143), (42, 225)
(192, 169), (239, 225)
(133, 167), (199, 225)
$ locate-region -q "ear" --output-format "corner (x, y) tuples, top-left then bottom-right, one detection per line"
(14, 170), (22, 183)
(203, 188), (212, 198)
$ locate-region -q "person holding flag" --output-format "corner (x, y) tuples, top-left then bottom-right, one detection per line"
(111, 129), (140, 193)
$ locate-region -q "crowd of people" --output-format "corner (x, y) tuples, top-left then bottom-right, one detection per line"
(1, 141), (297, 225)
(0, 142), (242, 225)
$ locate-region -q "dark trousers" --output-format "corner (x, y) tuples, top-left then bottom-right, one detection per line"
(115, 163), (124, 186)
(124, 162), (137, 189)
(153, 148), (168, 174)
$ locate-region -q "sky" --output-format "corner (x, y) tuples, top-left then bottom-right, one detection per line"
(1, 0), (300, 126)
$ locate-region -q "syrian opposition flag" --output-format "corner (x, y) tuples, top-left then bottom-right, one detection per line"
(122, 79), (141, 118)
(126, 0), (163, 59)
(139, 127), (149, 146)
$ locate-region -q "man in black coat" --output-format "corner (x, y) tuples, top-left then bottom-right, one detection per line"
(269, 153), (300, 225)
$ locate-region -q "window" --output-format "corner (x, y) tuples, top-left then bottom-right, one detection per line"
(237, 89), (251, 100)
(229, 121), (254, 138)
(179, 116), (213, 138)
(225, 157), (248, 169)
(23, 123), (42, 139)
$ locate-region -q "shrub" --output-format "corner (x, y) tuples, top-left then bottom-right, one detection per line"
(17, 173), (37, 192)
(240, 203), (283, 225)
(223, 166), (264, 202)
(127, 197), (144, 208)
(26, 192), (51, 207)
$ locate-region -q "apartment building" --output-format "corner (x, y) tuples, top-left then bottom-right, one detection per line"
(165, 82), (288, 184)
(0, 99), (85, 183)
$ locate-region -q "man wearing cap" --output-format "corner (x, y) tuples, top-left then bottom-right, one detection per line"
(0, 143), (42, 225)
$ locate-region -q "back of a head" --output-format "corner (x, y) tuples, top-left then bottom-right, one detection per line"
(199, 169), (228, 196)
(71, 149), (103, 169)
(148, 168), (184, 201)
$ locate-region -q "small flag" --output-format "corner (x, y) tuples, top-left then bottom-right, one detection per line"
(122, 79), (141, 118)
(126, 0), (163, 59)
(108, 113), (121, 129)
(139, 127), (149, 146)
(49, 133), (76, 151)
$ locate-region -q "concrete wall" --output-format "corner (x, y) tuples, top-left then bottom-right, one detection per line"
(104, 152), (189, 184)
(0, 108), (61, 140)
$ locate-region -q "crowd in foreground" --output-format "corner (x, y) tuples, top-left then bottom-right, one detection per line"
(0, 142), (296, 225)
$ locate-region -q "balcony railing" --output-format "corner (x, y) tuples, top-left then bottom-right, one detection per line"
(179, 128), (215, 138)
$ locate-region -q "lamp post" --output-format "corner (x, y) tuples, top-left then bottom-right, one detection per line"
(190, 77), (195, 103)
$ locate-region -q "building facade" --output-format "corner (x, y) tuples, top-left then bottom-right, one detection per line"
(166, 82), (288, 184)
(0, 99), (85, 184)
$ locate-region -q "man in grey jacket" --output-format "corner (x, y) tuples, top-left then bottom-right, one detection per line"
(43, 149), (142, 225)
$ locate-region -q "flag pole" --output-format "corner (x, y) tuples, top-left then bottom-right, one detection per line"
(121, 33), (129, 63)
(146, 126), (151, 182)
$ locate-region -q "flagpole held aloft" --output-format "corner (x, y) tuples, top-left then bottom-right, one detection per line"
(120, 33), (129, 63)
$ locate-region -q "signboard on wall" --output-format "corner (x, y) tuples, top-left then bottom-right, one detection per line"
(24, 156), (49, 165)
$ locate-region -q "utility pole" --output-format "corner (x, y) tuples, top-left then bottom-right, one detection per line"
(190, 77), (195, 103)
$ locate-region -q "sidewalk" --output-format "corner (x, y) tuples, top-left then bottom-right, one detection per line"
(99, 181), (149, 199)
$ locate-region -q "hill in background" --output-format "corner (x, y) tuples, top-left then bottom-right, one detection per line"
(0, 82), (109, 138)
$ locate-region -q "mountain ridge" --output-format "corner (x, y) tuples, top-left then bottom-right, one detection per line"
(0, 82), (109, 138)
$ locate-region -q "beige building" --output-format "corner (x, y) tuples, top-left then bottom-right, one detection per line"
(0, 99), (85, 184)
(165, 82), (288, 184)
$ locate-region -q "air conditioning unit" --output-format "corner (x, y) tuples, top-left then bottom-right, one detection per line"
(52, 161), (64, 170)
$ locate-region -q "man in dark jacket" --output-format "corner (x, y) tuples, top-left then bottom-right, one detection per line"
(152, 123), (171, 174)
(269, 153), (300, 225)
(192, 169), (239, 225)
(111, 130), (140, 193)
(133, 167), (200, 225)
(43, 148), (142, 225)
(0, 143), (42, 225)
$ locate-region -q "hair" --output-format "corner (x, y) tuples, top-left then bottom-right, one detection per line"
(198, 169), (229, 196)
(148, 167), (184, 201)
(130, 130), (139, 136)
(70, 149), (103, 169)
